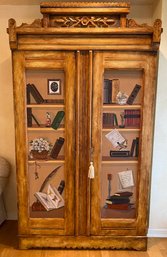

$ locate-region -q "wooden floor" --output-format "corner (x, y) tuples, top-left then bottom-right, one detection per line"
(0, 221), (167, 257)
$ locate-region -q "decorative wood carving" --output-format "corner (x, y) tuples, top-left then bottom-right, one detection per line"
(153, 19), (162, 43)
(50, 16), (120, 28)
(18, 19), (42, 29)
(8, 18), (17, 49)
(127, 19), (152, 29)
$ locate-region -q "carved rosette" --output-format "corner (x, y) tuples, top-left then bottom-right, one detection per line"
(50, 16), (120, 28)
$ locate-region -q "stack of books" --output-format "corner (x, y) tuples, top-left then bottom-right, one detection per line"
(105, 191), (134, 210)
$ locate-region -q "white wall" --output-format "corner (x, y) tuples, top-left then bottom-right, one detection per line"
(0, 2), (167, 237)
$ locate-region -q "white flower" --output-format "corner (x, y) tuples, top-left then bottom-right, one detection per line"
(29, 138), (51, 153)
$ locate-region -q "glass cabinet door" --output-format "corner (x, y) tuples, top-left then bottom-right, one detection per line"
(101, 68), (142, 220)
(13, 51), (76, 235)
(91, 51), (156, 235)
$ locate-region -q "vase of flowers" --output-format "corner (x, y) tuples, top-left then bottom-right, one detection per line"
(29, 137), (52, 159)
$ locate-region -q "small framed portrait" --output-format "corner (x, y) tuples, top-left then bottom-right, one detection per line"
(48, 79), (61, 95)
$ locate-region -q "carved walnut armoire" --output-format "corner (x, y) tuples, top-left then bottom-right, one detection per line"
(8, 1), (162, 250)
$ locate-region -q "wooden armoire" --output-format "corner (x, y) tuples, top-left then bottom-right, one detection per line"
(8, 1), (162, 250)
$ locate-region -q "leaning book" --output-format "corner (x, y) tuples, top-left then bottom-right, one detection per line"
(34, 184), (64, 211)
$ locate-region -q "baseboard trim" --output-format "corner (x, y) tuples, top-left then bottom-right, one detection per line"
(148, 229), (167, 237)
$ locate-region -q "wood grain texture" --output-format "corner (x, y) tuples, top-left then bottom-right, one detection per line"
(8, 1), (162, 251)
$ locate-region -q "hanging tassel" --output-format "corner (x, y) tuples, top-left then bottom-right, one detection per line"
(88, 162), (95, 179)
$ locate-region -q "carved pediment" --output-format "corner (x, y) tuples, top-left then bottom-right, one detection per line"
(49, 16), (120, 28)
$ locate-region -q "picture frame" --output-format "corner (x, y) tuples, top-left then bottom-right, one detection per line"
(48, 79), (61, 95)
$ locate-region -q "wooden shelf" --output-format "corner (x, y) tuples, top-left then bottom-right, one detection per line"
(102, 156), (138, 164)
(27, 104), (64, 108)
(102, 127), (140, 132)
(30, 206), (64, 218)
(101, 207), (136, 219)
(27, 124), (65, 131)
(28, 155), (65, 164)
(103, 104), (141, 110)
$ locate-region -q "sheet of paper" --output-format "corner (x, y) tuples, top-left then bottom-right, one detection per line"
(118, 170), (134, 188)
(105, 129), (126, 148)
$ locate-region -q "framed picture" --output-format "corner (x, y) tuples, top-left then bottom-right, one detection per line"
(48, 79), (61, 95)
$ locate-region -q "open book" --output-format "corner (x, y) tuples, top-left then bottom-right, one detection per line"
(34, 184), (64, 211)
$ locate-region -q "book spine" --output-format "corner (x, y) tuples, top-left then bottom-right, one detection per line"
(27, 107), (32, 127)
(113, 113), (118, 127)
(50, 137), (65, 159)
(51, 111), (65, 130)
(103, 113), (115, 128)
(135, 137), (139, 157)
(30, 84), (44, 104)
(108, 80), (112, 104)
(106, 203), (130, 210)
(57, 180), (65, 194)
(130, 139), (136, 157)
(127, 84), (141, 105)
(107, 195), (131, 201)
(111, 79), (120, 103)
(26, 84), (31, 104)
(32, 113), (40, 127)
(110, 151), (130, 157)
(115, 191), (133, 197)
(106, 198), (130, 204)
(103, 79), (112, 104)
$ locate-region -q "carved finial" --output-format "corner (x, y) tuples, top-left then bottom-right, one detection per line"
(42, 14), (50, 28)
(8, 18), (17, 49)
(153, 19), (162, 43)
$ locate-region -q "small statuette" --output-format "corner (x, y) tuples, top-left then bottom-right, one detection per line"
(116, 91), (128, 105)
(45, 112), (51, 127)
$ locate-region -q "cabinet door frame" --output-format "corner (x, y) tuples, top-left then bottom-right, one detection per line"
(90, 51), (157, 236)
(12, 50), (76, 236)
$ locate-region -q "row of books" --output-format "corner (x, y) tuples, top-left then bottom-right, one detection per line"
(26, 83), (64, 104)
(103, 113), (118, 128)
(110, 137), (139, 158)
(124, 109), (140, 127)
(27, 110), (65, 129)
(103, 80), (141, 105)
(103, 109), (141, 128)
(105, 191), (134, 210)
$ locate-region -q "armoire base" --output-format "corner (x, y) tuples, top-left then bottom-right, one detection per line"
(19, 235), (147, 250)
